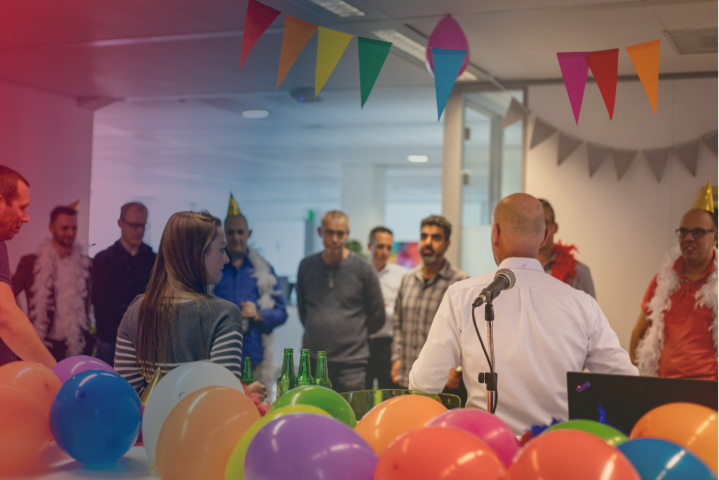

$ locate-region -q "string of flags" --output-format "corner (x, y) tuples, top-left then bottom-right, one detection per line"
(502, 98), (719, 181)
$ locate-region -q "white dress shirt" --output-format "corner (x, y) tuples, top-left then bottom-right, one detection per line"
(409, 257), (638, 434)
(371, 262), (407, 339)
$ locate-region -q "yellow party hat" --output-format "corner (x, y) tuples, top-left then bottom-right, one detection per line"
(227, 193), (241, 217)
(692, 181), (715, 213)
(139, 368), (163, 406)
(67, 200), (80, 211)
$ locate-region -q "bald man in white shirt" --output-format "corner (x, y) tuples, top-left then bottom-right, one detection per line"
(409, 193), (637, 434)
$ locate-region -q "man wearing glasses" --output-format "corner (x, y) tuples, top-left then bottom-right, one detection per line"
(296, 210), (385, 392)
(92, 202), (156, 366)
(631, 195), (718, 380)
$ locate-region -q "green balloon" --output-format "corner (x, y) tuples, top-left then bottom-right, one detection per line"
(225, 405), (331, 480)
(544, 419), (628, 447)
(269, 385), (357, 428)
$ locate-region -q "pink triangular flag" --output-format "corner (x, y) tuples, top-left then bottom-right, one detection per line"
(240, 0), (281, 69)
(557, 52), (591, 125)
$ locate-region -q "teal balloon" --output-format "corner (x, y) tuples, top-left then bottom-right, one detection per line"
(618, 438), (716, 480)
(269, 385), (356, 427)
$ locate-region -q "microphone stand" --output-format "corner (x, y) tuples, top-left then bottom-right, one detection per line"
(485, 299), (497, 414)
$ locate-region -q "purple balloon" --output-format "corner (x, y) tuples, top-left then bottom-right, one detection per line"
(52, 355), (117, 383)
(427, 408), (519, 467)
(244, 413), (378, 480)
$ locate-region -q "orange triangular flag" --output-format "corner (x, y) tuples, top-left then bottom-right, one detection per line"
(626, 39), (661, 115)
(277, 15), (318, 89)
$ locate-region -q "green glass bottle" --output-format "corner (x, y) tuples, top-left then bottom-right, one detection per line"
(277, 348), (297, 398)
(241, 357), (255, 385)
(314, 351), (332, 389)
(296, 349), (314, 387)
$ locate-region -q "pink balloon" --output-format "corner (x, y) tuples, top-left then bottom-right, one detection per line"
(427, 408), (519, 467)
(425, 16), (470, 77)
(51, 356), (117, 383)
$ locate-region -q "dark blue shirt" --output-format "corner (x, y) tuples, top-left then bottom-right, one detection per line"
(213, 252), (287, 367)
(0, 239), (16, 366)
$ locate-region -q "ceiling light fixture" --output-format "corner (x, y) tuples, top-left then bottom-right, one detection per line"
(408, 155), (429, 163)
(308, 0), (365, 17)
(371, 30), (424, 61)
(242, 109), (269, 119)
(457, 70), (478, 82)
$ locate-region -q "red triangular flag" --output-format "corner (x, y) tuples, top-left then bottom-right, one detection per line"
(585, 49), (618, 120)
(240, 0), (281, 69)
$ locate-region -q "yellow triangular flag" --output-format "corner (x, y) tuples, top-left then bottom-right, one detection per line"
(67, 200), (80, 211)
(227, 193), (241, 217)
(693, 181), (715, 213)
(315, 27), (353, 97)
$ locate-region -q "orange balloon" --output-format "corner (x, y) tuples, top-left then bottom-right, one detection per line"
(0, 384), (52, 474)
(508, 430), (639, 480)
(156, 386), (260, 480)
(374, 426), (505, 480)
(0, 361), (61, 416)
(630, 402), (717, 474)
(354, 395), (447, 455)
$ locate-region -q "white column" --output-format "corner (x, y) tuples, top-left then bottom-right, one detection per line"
(340, 165), (386, 252)
(441, 91), (464, 266)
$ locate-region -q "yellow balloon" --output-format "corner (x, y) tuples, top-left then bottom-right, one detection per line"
(225, 405), (331, 480)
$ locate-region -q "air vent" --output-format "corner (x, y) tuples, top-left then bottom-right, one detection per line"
(667, 27), (718, 55)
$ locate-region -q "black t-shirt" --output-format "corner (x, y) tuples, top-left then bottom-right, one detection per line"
(0, 240), (17, 365)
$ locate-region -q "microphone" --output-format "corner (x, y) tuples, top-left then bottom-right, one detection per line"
(472, 269), (516, 308)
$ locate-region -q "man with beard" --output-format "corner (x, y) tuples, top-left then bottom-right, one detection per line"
(391, 215), (468, 400)
(13, 204), (94, 361)
(214, 194), (287, 389)
(631, 182), (717, 380)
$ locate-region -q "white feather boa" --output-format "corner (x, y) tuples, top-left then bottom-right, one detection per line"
(247, 246), (277, 388)
(29, 238), (90, 357)
(636, 247), (718, 376)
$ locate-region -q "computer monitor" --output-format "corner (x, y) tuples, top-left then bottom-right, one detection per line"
(567, 372), (718, 434)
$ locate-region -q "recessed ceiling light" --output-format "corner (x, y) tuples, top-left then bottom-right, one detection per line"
(408, 155), (429, 163)
(372, 30), (424, 61)
(242, 109), (269, 119)
(309, 0), (365, 17)
(457, 70), (478, 82)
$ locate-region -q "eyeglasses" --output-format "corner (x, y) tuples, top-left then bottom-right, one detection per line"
(322, 229), (348, 239)
(675, 228), (715, 239)
(122, 220), (148, 230)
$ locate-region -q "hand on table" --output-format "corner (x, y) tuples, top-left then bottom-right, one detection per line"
(444, 368), (462, 390)
(391, 360), (400, 384)
(247, 381), (267, 401)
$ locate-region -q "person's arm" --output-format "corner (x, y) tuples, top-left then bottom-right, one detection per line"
(408, 289), (461, 393)
(575, 263), (597, 299)
(391, 282), (404, 382)
(114, 311), (146, 395)
(365, 265), (386, 335)
(296, 262), (307, 326)
(258, 268), (288, 333)
(11, 256), (32, 298)
(630, 311), (652, 365)
(584, 301), (638, 376)
(0, 283), (56, 367)
(210, 307), (244, 380)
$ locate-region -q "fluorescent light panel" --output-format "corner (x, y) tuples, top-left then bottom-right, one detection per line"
(242, 109), (269, 119)
(408, 155), (429, 163)
(309, 0), (365, 17)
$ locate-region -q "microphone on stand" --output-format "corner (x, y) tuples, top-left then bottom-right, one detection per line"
(472, 269), (516, 308)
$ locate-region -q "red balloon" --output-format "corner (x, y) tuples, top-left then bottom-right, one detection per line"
(507, 430), (640, 480)
(425, 16), (470, 76)
(374, 426), (506, 480)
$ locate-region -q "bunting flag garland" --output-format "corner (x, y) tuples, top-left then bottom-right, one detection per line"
(702, 131), (718, 155)
(240, 0), (281, 69)
(626, 40), (661, 115)
(358, 37), (393, 108)
(643, 147), (670, 183)
(502, 98), (531, 129)
(530, 118), (558, 149)
(316, 27), (353, 97)
(277, 15), (318, 88)
(612, 148), (637, 181)
(431, 48), (467, 120)
(587, 143), (611, 177)
(557, 131), (583, 166)
(556, 52), (591, 125)
(585, 49), (619, 120)
(673, 140), (700, 176)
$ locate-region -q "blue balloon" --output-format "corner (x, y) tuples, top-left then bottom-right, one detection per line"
(618, 438), (716, 480)
(49, 370), (141, 466)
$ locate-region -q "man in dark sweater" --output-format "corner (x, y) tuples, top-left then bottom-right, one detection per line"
(91, 202), (156, 365)
(296, 210), (385, 393)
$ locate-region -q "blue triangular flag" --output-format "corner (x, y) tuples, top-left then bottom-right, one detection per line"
(432, 48), (467, 121)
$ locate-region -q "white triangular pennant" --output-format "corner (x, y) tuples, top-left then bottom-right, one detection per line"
(587, 143), (611, 177)
(557, 132), (583, 166)
(612, 148), (637, 181)
(644, 147), (670, 183)
(501, 98), (531, 129)
(673, 140), (700, 177)
(530, 117), (557, 149)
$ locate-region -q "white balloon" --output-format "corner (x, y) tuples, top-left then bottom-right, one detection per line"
(142, 361), (244, 464)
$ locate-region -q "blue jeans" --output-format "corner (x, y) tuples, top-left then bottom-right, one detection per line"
(95, 339), (116, 367)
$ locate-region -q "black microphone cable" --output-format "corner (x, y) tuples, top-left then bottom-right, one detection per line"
(471, 303), (498, 414)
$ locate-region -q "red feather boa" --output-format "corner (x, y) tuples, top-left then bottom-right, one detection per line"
(550, 242), (579, 284)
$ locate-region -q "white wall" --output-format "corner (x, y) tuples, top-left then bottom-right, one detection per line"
(0, 80), (94, 274)
(526, 77), (718, 350)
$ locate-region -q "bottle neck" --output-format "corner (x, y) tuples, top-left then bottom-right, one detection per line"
(281, 353), (295, 375)
(298, 355), (311, 376)
(315, 356), (329, 379)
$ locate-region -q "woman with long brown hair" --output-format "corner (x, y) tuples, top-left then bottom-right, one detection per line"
(114, 210), (265, 399)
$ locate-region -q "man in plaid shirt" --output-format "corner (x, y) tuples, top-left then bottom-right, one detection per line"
(391, 215), (469, 400)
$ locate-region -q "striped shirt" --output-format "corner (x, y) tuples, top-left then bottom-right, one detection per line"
(392, 259), (469, 387)
(115, 295), (244, 395)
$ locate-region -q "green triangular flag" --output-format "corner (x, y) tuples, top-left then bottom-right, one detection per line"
(358, 37), (392, 108)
